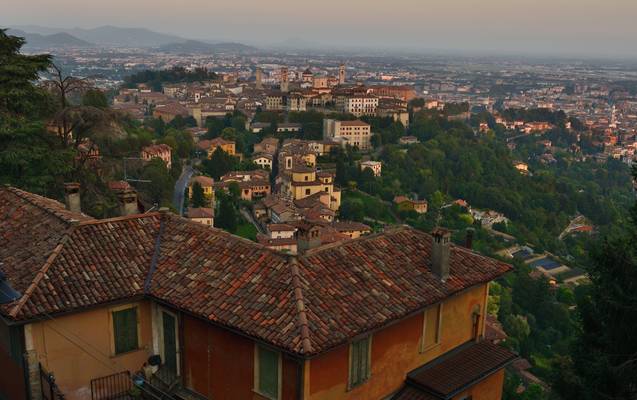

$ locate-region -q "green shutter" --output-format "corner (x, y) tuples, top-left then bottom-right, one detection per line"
(113, 307), (138, 354)
(350, 337), (370, 388)
(258, 346), (279, 398)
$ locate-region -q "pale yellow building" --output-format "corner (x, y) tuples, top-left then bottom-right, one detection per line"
(323, 119), (372, 151)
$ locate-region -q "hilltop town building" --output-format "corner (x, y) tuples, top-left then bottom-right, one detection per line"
(323, 119), (372, 151)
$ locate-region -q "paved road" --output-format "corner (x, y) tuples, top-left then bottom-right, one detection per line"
(240, 206), (265, 234)
(173, 165), (194, 216)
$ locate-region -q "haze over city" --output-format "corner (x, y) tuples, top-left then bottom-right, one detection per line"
(2, 1), (637, 399)
(5, 0), (637, 57)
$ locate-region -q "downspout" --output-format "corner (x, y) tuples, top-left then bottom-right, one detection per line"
(296, 357), (305, 400)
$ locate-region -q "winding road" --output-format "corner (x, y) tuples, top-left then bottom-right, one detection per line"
(173, 165), (194, 216)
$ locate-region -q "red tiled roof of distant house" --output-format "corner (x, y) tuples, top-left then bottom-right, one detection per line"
(108, 180), (133, 192)
(142, 144), (172, 157)
(339, 120), (370, 127)
(190, 176), (214, 187)
(187, 208), (214, 219)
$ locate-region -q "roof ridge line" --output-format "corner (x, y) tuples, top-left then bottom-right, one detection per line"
(289, 256), (312, 354)
(77, 212), (161, 226)
(5, 186), (85, 224)
(143, 212), (167, 293)
(9, 224), (77, 318)
(302, 224), (411, 256)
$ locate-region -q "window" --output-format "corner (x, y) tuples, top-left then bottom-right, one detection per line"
(349, 336), (371, 389)
(112, 306), (139, 355)
(255, 345), (280, 399)
(305, 189), (311, 195)
(472, 305), (481, 340)
(421, 303), (442, 351)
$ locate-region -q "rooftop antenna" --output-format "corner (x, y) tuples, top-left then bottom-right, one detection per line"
(123, 157), (152, 183)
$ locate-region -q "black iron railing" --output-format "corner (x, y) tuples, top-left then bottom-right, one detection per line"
(90, 370), (131, 400)
(39, 363), (65, 400)
(90, 368), (178, 400)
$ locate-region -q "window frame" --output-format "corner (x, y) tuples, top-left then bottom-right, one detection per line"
(348, 335), (372, 390)
(253, 343), (282, 400)
(109, 303), (141, 356)
(420, 303), (443, 353)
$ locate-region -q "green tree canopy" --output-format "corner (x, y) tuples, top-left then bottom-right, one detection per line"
(82, 89), (108, 109)
(190, 181), (206, 208)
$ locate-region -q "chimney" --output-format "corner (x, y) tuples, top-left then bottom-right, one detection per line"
(297, 224), (322, 253)
(117, 189), (139, 216)
(465, 227), (475, 250)
(431, 227), (451, 281)
(63, 182), (81, 213)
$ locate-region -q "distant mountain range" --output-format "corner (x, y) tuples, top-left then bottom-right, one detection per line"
(8, 25), (258, 51)
(11, 25), (184, 47)
(158, 39), (257, 54)
(8, 29), (93, 48)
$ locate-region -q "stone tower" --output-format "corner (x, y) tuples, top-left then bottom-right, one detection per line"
(255, 67), (263, 89)
(280, 67), (289, 92)
(338, 64), (346, 85)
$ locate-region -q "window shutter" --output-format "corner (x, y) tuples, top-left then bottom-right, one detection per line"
(258, 346), (279, 398)
(350, 341), (360, 386)
(350, 337), (370, 388)
(113, 307), (138, 354)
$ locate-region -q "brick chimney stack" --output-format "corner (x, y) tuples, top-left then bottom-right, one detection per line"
(63, 182), (81, 213)
(117, 189), (139, 216)
(465, 228), (475, 250)
(431, 227), (451, 282)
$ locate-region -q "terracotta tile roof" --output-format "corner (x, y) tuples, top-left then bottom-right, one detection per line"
(340, 120), (370, 127)
(0, 187), (512, 358)
(332, 221), (371, 232)
(404, 341), (517, 399)
(190, 176), (214, 187)
(10, 215), (161, 319)
(0, 187), (94, 317)
(296, 228), (512, 354)
(187, 208), (214, 219)
(147, 215), (305, 352)
(391, 387), (437, 400)
(142, 144), (172, 156)
(268, 224), (296, 232)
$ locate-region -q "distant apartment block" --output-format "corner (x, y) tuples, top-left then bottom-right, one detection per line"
(323, 119), (372, 151)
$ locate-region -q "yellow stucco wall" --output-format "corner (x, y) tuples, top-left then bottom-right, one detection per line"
(29, 300), (153, 400)
(308, 284), (489, 400)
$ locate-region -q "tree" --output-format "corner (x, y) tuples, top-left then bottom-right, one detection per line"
(140, 158), (173, 206)
(215, 191), (238, 233)
(190, 181), (206, 208)
(201, 148), (236, 180)
(0, 120), (73, 196)
(82, 89), (108, 109)
(557, 167), (637, 399)
(0, 30), (73, 196)
(0, 29), (52, 117)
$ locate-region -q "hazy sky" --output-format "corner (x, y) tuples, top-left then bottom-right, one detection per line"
(4, 0), (637, 57)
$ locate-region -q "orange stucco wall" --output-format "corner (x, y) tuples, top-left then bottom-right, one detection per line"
(308, 284), (489, 400)
(182, 315), (300, 400)
(29, 300), (153, 400)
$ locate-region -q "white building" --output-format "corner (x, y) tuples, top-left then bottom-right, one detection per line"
(344, 95), (378, 117)
(360, 160), (382, 177)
